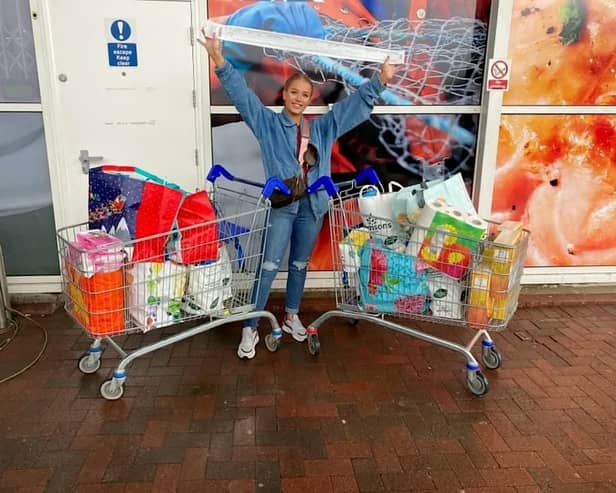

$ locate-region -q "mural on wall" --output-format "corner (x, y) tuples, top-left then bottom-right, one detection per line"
(504, 0), (616, 106)
(493, 114), (616, 267)
(208, 0), (491, 270)
(493, 0), (616, 267)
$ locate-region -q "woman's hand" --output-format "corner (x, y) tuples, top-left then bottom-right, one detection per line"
(197, 30), (225, 68)
(379, 57), (401, 85)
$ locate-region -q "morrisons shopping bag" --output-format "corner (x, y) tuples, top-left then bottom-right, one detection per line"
(357, 182), (402, 238)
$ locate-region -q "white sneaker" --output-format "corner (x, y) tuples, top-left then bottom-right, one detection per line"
(238, 326), (259, 359)
(282, 314), (308, 342)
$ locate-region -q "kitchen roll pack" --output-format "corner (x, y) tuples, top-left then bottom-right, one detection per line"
(407, 199), (487, 279)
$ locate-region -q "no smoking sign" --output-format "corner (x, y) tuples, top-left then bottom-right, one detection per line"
(486, 58), (511, 91)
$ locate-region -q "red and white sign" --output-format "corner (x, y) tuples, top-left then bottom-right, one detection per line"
(486, 58), (511, 91)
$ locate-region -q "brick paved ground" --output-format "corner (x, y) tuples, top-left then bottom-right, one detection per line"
(1, 301), (616, 492)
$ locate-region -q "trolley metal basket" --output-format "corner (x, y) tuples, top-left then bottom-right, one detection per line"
(304, 170), (529, 396)
(56, 165), (290, 400)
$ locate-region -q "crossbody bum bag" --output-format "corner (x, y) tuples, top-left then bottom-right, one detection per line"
(269, 120), (315, 208)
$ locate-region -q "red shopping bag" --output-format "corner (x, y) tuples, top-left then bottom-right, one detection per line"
(174, 191), (219, 264)
(132, 181), (184, 262)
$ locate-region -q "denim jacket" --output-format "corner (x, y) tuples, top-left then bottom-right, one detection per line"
(214, 61), (386, 218)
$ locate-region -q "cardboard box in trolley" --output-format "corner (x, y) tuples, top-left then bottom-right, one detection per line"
(484, 222), (523, 277)
(485, 221), (524, 322)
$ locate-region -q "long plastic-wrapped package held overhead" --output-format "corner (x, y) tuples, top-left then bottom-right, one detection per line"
(203, 20), (405, 64)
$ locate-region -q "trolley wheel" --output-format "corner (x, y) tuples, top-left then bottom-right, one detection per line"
(100, 379), (124, 401)
(78, 354), (101, 374)
(264, 333), (280, 352)
(467, 371), (489, 397)
(307, 334), (320, 356)
(482, 346), (502, 370)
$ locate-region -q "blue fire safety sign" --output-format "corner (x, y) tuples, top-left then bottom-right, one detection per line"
(107, 19), (138, 67)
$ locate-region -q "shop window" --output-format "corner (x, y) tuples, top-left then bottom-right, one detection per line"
(0, 0), (40, 102)
(0, 113), (58, 275)
(211, 112), (479, 271)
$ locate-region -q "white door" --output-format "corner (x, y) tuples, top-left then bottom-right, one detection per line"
(41, 0), (198, 228)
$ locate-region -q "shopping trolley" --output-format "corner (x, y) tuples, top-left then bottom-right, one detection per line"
(302, 170), (529, 396)
(57, 164), (290, 400)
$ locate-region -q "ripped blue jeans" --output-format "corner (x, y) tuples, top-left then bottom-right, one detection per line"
(247, 195), (324, 329)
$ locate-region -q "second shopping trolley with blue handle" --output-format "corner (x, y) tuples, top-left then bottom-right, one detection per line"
(58, 164), (291, 400)
(294, 169), (529, 397)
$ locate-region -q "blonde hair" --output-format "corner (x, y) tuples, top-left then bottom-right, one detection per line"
(283, 73), (314, 95)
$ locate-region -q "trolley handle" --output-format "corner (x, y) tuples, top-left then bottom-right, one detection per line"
(307, 167), (382, 197)
(262, 177), (292, 199)
(354, 167), (380, 187)
(306, 176), (339, 197)
(207, 163), (291, 198)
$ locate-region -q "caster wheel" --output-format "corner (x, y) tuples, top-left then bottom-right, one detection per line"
(100, 379), (124, 401)
(482, 346), (502, 370)
(467, 371), (489, 396)
(307, 334), (320, 356)
(78, 354), (101, 374)
(264, 333), (280, 352)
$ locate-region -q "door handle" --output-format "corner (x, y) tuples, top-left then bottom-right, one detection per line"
(79, 149), (104, 174)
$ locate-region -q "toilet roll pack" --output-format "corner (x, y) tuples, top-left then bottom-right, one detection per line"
(425, 271), (464, 319)
(407, 199), (488, 280)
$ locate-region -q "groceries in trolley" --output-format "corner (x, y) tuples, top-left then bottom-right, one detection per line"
(407, 198), (488, 280)
(58, 164), (273, 337)
(184, 246), (233, 315)
(357, 238), (429, 315)
(311, 169), (530, 396)
(64, 230), (126, 336)
(340, 174), (527, 329)
(60, 164), (290, 400)
(66, 230), (125, 276)
(338, 227), (370, 274)
(467, 221), (526, 327)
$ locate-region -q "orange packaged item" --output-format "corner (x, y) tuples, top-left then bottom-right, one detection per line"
(66, 261), (125, 335)
(466, 264), (492, 327)
(492, 284), (521, 321)
(485, 221), (524, 323)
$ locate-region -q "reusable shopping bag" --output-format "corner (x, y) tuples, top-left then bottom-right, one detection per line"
(131, 180), (184, 263)
(88, 165), (185, 262)
(356, 181), (403, 238)
(357, 238), (430, 315)
(89, 166), (143, 241)
(170, 190), (219, 264)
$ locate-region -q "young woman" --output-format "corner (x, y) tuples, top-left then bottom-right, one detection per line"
(199, 31), (399, 359)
